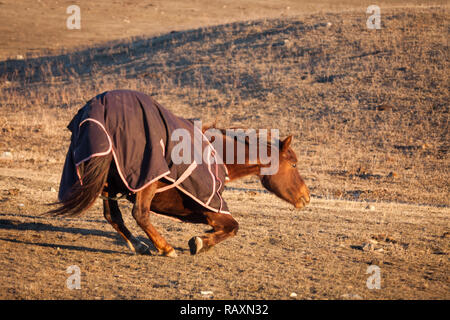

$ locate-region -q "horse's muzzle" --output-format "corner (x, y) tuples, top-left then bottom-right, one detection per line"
(294, 194), (310, 209)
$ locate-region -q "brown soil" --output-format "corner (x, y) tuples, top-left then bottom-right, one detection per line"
(0, 0), (448, 299)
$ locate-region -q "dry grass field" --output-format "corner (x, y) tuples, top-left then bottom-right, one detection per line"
(0, 0), (448, 300)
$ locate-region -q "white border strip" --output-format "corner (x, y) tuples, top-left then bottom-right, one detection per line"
(75, 118), (170, 193)
(74, 118), (230, 214)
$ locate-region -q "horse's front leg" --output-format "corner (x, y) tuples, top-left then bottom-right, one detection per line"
(132, 183), (177, 257)
(188, 211), (239, 255)
(102, 190), (150, 255)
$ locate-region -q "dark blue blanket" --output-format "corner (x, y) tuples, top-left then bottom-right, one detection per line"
(59, 90), (229, 214)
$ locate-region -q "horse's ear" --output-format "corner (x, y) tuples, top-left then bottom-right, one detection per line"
(201, 124), (210, 133)
(202, 122), (215, 133)
(281, 135), (293, 152)
(202, 118), (219, 133)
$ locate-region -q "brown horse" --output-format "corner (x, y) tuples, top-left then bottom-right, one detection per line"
(50, 125), (310, 257)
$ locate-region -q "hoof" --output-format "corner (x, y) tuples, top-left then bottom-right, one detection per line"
(164, 249), (178, 258)
(188, 236), (203, 255)
(133, 241), (151, 255)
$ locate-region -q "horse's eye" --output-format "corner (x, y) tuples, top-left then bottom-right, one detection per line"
(292, 163), (297, 168)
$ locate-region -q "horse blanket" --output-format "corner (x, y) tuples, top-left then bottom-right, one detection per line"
(58, 90), (229, 214)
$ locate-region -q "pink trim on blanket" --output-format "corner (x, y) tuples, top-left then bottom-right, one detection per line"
(155, 161), (197, 193)
(74, 118), (171, 193)
(154, 175), (230, 214)
(75, 118), (113, 167)
(74, 118), (114, 185)
(160, 139), (165, 157)
(173, 183), (231, 215)
(205, 146), (216, 206)
(214, 156), (224, 212)
(73, 118), (229, 214)
(194, 125), (227, 210)
(110, 143), (170, 193)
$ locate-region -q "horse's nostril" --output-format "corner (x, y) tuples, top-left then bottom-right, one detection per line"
(304, 195), (310, 204)
(294, 197), (307, 209)
(300, 195), (310, 206)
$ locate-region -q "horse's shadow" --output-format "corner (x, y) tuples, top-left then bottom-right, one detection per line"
(0, 215), (188, 255)
(0, 216), (133, 255)
(0, 237), (131, 255)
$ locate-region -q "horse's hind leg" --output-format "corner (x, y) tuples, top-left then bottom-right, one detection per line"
(188, 211), (239, 255)
(102, 191), (149, 255)
(132, 183), (177, 257)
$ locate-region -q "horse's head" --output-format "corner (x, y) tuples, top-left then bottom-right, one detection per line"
(201, 124), (310, 209)
(259, 136), (310, 209)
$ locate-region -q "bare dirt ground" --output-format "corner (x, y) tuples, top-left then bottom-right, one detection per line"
(0, 167), (449, 299)
(0, 1), (448, 299)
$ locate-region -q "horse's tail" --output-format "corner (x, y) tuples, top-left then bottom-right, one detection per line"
(48, 153), (113, 217)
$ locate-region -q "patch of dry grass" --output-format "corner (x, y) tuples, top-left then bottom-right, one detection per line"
(1, 6), (448, 206)
(0, 174), (448, 299)
(0, 0), (443, 60)
(0, 2), (448, 300)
